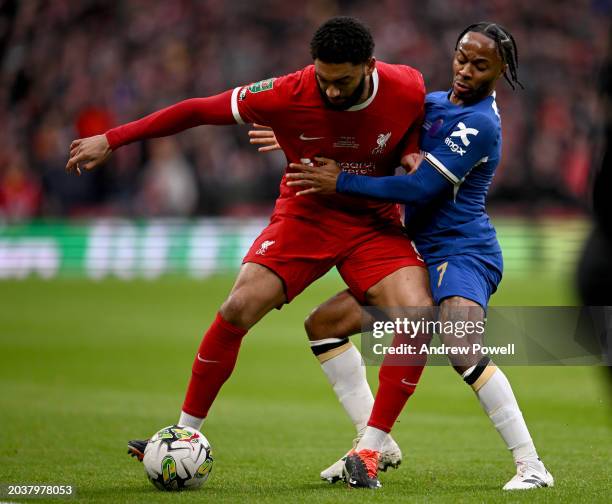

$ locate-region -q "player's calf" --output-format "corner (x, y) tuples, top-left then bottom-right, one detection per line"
(460, 355), (553, 489)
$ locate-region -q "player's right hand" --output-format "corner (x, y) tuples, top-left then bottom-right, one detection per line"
(248, 124), (281, 153)
(65, 134), (112, 176)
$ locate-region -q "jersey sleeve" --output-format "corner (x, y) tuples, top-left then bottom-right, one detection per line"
(230, 76), (287, 125)
(422, 112), (496, 185)
(336, 163), (448, 207)
(105, 90), (236, 149)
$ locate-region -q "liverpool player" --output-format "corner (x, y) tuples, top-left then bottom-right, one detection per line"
(251, 23), (553, 490)
(65, 17), (431, 470)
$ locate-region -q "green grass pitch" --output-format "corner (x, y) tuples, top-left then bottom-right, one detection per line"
(0, 273), (610, 503)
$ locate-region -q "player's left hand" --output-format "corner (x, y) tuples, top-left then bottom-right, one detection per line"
(401, 152), (424, 174)
(248, 124), (281, 153)
(66, 134), (112, 175)
(286, 157), (341, 195)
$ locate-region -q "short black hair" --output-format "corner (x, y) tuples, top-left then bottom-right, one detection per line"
(456, 22), (524, 90)
(310, 16), (374, 65)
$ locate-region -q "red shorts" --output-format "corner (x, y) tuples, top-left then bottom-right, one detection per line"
(242, 214), (424, 303)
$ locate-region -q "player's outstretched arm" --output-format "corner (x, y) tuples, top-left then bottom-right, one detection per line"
(66, 90), (239, 175)
(104, 92), (236, 150)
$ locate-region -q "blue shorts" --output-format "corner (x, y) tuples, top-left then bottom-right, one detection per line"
(426, 253), (503, 310)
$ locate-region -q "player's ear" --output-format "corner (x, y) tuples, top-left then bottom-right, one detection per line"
(365, 57), (376, 76)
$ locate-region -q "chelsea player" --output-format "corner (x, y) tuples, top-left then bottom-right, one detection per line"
(276, 22), (554, 490)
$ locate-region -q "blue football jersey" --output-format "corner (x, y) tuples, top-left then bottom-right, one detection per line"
(404, 90), (503, 260)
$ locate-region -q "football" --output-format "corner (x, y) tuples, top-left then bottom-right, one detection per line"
(143, 425), (213, 491)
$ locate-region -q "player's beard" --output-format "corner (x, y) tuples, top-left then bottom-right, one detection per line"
(453, 77), (495, 105)
(319, 74), (367, 111)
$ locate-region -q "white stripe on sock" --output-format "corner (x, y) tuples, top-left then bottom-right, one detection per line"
(310, 337), (347, 347)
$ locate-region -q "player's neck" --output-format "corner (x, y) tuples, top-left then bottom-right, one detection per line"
(449, 93), (470, 106)
(357, 75), (373, 105)
(449, 88), (494, 106)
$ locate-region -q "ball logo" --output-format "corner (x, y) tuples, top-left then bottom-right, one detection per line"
(162, 456), (177, 484)
(196, 458), (213, 479)
(157, 426), (198, 442)
(178, 433), (200, 445)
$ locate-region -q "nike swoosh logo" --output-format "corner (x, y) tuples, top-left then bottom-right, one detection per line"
(299, 133), (325, 141)
(400, 379), (417, 386)
(197, 354), (219, 363)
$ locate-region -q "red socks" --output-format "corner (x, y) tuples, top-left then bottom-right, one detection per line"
(367, 333), (430, 432)
(182, 316), (428, 430)
(182, 313), (248, 418)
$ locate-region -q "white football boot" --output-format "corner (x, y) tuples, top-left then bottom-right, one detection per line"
(320, 434), (402, 483)
(503, 459), (554, 490)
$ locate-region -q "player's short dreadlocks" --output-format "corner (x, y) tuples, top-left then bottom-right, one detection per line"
(456, 22), (524, 90)
(310, 17), (374, 65)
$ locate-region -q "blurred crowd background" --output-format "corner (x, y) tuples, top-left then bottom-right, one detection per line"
(1, 0), (610, 219)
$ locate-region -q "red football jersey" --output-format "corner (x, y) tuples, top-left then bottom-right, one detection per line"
(106, 62), (424, 228)
(232, 62), (425, 227)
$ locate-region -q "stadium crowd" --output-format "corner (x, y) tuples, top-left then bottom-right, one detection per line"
(1, 0), (609, 219)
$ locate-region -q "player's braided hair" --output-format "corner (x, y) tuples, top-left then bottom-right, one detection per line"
(456, 22), (524, 90)
(310, 17), (374, 65)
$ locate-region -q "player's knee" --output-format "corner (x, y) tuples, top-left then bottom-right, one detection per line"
(219, 290), (259, 328)
(441, 296), (470, 307)
(221, 278), (285, 328)
(219, 294), (247, 327)
(412, 290), (435, 308)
